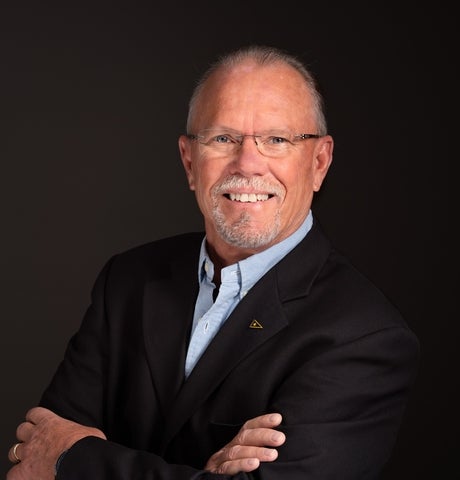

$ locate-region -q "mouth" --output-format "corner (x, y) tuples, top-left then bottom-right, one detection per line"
(224, 193), (273, 203)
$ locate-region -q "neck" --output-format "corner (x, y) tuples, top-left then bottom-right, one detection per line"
(205, 240), (256, 286)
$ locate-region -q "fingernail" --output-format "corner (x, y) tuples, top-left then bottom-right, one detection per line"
(264, 448), (277, 458)
(269, 413), (281, 423)
(271, 432), (284, 442)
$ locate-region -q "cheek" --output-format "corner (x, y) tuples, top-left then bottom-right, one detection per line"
(277, 162), (311, 192)
(278, 165), (315, 207)
(193, 159), (227, 192)
(190, 164), (217, 204)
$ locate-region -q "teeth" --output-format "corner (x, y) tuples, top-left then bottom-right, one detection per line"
(229, 193), (269, 202)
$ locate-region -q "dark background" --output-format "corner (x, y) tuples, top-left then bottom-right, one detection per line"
(0, 3), (455, 478)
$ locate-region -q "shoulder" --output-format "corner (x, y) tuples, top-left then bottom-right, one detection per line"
(283, 221), (413, 335)
(115, 231), (204, 262)
(96, 231), (204, 285)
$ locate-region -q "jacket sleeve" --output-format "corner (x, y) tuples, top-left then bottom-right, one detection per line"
(265, 325), (420, 479)
(39, 258), (112, 427)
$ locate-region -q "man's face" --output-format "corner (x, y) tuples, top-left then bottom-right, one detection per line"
(179, 61), (333, 264)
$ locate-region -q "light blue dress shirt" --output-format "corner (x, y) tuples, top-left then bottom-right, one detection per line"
(184, 211), (314, 378)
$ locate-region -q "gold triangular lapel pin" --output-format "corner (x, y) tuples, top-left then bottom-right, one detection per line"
(249, 319), (263, 329)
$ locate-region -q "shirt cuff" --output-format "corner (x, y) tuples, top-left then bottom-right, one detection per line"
(55, 449), (69, 477)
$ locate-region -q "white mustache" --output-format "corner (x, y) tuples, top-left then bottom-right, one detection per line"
(213, 176), (284, 197)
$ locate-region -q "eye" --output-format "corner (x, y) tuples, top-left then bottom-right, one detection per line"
(265, 136), (291, 145)
(211, 133), (236, 144)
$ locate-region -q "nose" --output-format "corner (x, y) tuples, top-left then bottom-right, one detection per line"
(238, 135), (260, 147)
(230, 136), (268, 176)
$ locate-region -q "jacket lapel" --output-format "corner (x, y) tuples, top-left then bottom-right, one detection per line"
(142, 234), (201, 419)
(160, 222), (332, 448)
(159, 268), (287, 448)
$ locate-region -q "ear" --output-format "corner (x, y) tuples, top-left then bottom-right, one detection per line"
(178, 135), (196, 191)
(312, 135), (334, 192)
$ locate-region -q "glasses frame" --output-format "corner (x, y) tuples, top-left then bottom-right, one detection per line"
(186, 131), (322, 158)
(186, 129), (323, 158)
(186, 132), (321, 143)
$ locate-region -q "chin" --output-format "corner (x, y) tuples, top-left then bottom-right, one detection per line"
(212, 207), (281, 249)
(218, 224), (280, 250)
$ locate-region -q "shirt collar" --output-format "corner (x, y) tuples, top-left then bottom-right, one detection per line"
(198, 210), (313, 295)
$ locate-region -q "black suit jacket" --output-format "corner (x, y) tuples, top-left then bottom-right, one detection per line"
(40, 221), (420, 479)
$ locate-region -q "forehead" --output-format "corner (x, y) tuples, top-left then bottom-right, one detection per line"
(194, 62), (314, 130)
(203, 61), (311, 106)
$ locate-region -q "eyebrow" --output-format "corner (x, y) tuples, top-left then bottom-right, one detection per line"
(197, 127), (294, 136)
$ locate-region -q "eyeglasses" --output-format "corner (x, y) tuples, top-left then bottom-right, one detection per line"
(186, 130), (322, 158)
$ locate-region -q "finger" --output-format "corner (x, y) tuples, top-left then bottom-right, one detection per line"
(214, 457), (261, 475)
(237, 426), (286, 447)
(227, 444), (279, 462)
(206, 443), (279, 473)
(6, 462), (21, 479)
(8, 443), (22, 464)
(26, 406), (53, 424)
(16, 421), (34, 442)
(242, 413), (282, 430)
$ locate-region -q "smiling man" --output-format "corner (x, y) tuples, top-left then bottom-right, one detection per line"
(7, 45), (419, 480)
(180, 54), (332, 265)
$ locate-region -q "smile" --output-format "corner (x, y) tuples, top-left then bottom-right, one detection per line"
(225, 193), (273, 202)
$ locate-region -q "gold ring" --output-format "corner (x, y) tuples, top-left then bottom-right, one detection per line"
(12, 442), (21, 463)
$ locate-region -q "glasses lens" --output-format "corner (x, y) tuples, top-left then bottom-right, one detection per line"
(193, 131), (312, 158)
(201, 132), (237, 156)
(258, 136), (292, 157)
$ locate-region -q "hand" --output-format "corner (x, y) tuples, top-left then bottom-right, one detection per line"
(7, 406), (106, 480)
(204, 413), (286, 475)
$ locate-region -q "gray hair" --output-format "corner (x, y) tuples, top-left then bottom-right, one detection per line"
(186, 45), (328, 136)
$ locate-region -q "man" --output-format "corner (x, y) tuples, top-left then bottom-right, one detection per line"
(7, 45), (419, 479)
